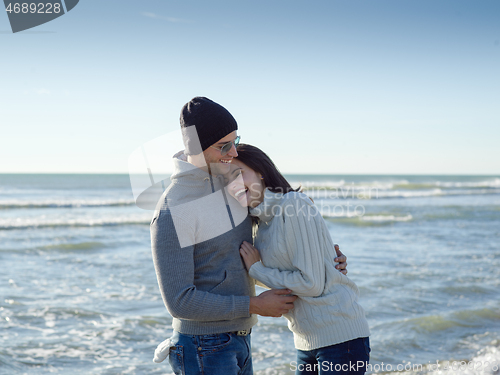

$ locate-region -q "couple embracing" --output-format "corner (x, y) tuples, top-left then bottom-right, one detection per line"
(150, 97), (370, 375)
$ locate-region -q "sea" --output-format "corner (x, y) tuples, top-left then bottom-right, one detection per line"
(1, 174), (499, 375)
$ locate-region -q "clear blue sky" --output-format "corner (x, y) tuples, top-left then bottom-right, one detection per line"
(1, 0), (499, 174)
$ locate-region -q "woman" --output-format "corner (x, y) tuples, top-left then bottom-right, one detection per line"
(227, 144), (371, 375)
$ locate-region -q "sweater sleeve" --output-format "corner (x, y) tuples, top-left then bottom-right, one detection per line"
(151, 207), (250, 321)
(248, 196), (326, 297)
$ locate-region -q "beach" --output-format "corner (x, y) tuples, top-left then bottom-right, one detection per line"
(1, 173), (499, 374)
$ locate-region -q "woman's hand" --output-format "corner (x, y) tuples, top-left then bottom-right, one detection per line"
(240, 241), (262, 271)
(334, 244), (348, 275)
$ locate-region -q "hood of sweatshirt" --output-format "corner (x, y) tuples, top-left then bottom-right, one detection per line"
(156, 150), (249, 248)
(164, 150), (227, 207)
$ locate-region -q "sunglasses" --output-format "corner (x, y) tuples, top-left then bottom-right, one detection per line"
(209, 136), (241, 156)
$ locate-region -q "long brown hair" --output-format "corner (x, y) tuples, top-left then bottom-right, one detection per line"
(235, 144), (301, 194)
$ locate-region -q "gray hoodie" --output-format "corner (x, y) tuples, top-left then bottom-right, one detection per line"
(150, 151), (257, 335)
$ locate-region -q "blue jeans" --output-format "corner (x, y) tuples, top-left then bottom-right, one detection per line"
(295, 337), (370, 375)
(168, 331), (253, 375)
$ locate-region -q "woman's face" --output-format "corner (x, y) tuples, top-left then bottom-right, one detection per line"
(227, 159), (265, 208)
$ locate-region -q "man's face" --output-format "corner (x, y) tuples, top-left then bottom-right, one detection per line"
(203, 131), (238, 175)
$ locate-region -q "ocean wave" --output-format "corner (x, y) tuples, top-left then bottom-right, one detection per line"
(391, 178), (500, 190)
(439, 285), (498, 297)
(437, 178), (500, 189)
(39, 242), (107, 252)
(297, 178), (500, 197)
(299, 180), (405, 192)
(298, 178), (500, 191)
(308, 188), (500, 200)
(361, 214), (413, 222)
(323, 213), (413, 226)
(0, 199), (135, 209)
(0, 215), (152, 230)
(377, 343), (500, 375)
(374, 189), (445, 199)
(385, 308), (500, 334)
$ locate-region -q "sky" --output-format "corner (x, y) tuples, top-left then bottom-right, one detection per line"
(1, 0), (499, 174)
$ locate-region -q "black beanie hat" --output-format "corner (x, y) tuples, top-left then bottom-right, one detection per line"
(180, 97), (238, 154)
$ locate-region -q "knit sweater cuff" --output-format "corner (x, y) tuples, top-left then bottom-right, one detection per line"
(234, 295), (251, 318)
(248, 262), (267, 284)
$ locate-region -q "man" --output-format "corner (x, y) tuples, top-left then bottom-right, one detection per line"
(150, 97), (347, 374)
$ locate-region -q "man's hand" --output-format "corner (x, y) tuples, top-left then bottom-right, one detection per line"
(334, 244), (348, 275)
(240, 241), (261, 271)
(249, 289), (297, 317)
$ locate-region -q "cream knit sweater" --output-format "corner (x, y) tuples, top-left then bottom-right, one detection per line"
(248, 189), (370, 351)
